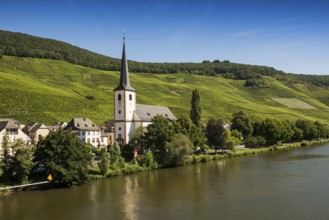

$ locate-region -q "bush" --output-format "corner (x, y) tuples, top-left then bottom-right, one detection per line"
(245, 136), (266, 148)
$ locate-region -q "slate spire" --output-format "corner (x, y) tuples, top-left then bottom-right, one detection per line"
(114, 34), (135, 91)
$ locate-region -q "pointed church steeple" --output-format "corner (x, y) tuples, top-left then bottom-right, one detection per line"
(114, 35), (135, 91)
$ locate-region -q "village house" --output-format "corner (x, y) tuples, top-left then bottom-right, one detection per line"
(22, 123), (50, 145)
(64, 118), (104, 148)
(114, 37), (176, 145)
(0, 118), (31, 152)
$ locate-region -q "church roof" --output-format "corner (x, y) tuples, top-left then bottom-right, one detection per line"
(135, 104), (176, 122)
(114, 36), (135, 92)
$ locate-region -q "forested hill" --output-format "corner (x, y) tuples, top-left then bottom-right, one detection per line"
(1, 29), (329, 87)
(0, 29), (284, 78)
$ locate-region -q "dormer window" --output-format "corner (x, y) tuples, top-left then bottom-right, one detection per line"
(118, 94), (122, 101)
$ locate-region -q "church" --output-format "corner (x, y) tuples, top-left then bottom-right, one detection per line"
(113, 37), (176, 145)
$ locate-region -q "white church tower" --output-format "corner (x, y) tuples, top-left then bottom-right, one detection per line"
(114, 36), (136, 145)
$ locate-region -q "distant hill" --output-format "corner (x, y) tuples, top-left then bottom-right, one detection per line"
(0, 29), (287, 77)
(1, 56), (329, 125)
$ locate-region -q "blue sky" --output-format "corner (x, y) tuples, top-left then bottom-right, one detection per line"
(1, 0), (329, 74)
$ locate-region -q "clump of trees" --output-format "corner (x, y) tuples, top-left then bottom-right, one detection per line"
(230, 110), (329, 148)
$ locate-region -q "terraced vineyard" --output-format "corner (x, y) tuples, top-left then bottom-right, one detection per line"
(1, 56), (329, 124)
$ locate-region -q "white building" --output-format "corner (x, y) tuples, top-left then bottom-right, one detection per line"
(0, 118), (31, 152)
(114, 37), (176, 145)
(64, 118), (102, 148)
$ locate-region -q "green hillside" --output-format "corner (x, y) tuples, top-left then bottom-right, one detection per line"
(1, 56), (329, 125)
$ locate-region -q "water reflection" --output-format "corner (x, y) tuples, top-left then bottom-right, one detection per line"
(121, 176), (140, 220)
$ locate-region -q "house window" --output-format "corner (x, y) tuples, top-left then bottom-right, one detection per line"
(118, 94), (122, 101)
(92, 138), (95, 143)
(86, 131), (90, 135)
(119, 127), (122, 131)
(87, 138), (90, 143)
(118, 110), (121, 114)
(129, 94), (132, 101)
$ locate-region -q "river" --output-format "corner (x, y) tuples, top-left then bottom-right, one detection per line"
(2, 143), (329, 220)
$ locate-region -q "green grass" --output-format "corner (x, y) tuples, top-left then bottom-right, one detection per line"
(1, 56), (329, 124)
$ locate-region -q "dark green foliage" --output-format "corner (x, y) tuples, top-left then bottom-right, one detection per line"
(108, 142), (124, 168)
(163, 134), (193, 167)
(0, 137), (34, 184)
(231, 111), (253, 137)
(85, 95), (95, 100)
(136, 151), (157, 168)
(205, 118), (227, 151)
(245, 136), (266, 148)
(173, 116), (205, 148)
(245, 78), (272, 88)
(144, 115), (175, 164)
(97, 148), (109, 176)
(190, 88), (202, 127)
(33, 129), (91, 187)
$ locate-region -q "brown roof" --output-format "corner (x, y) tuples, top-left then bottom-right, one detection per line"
(0, 118), (20, 132)
(64, 118), (101, 131)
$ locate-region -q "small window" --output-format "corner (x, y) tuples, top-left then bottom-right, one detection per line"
(129, 94), (132, 101)
(118, 94), (122, 101)
(119, 127), (122, 131)
(118, 110), (121, 114)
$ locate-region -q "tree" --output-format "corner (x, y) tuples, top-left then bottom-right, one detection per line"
(9, 146), (34, 184)
(231, 111), (253, 137)
(33, 129), (91, 187)
(205, 118), (227, 152)
(257, 118), (283, 146)
(173, 116), (205, 149)
(97, 148), (109, 176)
(108, 142), (124, 168)
(190, 88), (202, 127)
(144, 115), (175, 164)
(163, 134), (193, 167)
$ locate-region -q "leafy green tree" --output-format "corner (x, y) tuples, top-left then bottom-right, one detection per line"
(97, 148), (109, 176)
(10, 146), (34, 184)
(163, 134), (193, 167)
(33, 129), (91, 187)
(129, 126), (147, 153)
(231, 111), (253, 137)
(190, 88), (202, 127)
(144, 115), (175, 164)
(224, 130), (241, 151)
(173, 116), (205, 149)
(108, 142), (123, 168)
(244, 136), (266, 148)
(205, 118), (227, 152)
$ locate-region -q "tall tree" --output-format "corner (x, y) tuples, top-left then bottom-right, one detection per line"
(231, 111), (253, 137)
(205, 118), (227, 152)
(173, 116), (205, 149)
(33, 129), (91, 187)
(190, 88), (202, 127)
(144, 115), (175, 164)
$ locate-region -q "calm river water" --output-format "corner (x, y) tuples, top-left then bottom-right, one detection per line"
(2, 143), (329, 220)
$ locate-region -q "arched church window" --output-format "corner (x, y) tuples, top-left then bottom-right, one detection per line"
(118, 94), (122, 101)
(129, 94), (132, 101)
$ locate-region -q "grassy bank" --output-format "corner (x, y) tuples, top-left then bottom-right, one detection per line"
(88, 139), (329, 180)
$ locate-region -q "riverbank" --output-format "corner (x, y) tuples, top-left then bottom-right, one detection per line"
(89, 139), (329, 180)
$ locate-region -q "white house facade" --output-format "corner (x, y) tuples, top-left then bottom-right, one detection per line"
(64, 118), (103, 148)
(0, 118), (31, 153)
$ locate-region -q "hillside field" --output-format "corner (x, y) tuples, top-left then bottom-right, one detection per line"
(1, 56), (329, 125)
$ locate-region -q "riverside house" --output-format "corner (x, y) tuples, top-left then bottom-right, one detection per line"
(64, 118), (103, 148)
(0, 118), (31, 153)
